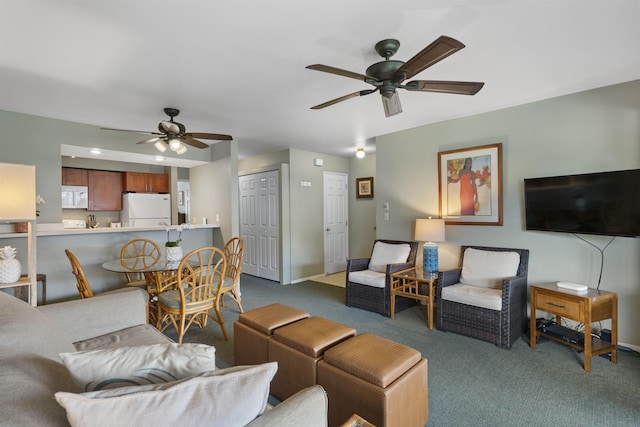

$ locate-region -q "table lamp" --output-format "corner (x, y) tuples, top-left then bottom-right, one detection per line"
(0, 163), (36, 221)
(414, 218), (445, 276)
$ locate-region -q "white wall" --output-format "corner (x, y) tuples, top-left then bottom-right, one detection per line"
(190, 157), (232, 248)
(349, 153), (377, 258)
(376, 79), (640, 347)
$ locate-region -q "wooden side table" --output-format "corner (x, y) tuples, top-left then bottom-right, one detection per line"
(389, 266), (437, 329)
(529, 283), (618, 372)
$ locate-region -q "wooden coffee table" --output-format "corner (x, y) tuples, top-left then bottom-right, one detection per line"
(389, 266), (437, 329)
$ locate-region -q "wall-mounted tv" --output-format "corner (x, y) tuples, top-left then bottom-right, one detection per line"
(524, 169), (640, 237)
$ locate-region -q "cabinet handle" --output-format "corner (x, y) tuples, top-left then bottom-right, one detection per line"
(547, 302), (566, 309)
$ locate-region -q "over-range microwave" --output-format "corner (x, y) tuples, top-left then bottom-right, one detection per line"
(61, 185), (88, 209)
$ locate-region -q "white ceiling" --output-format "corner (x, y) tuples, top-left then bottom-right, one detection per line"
(2, 1), (639, 161)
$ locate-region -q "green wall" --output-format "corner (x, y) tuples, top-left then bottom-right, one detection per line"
(375, 79), (640, 348)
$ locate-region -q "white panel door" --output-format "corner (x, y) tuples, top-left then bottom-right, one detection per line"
(239, 170), (280, 281)
(239, 175), (258, 276)
(323, 172), (348, 274)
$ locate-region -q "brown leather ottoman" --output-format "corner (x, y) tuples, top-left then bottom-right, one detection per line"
(318, 333), (428, 427)
(233, 303), (309, 366)
(268, 316), (356, 400)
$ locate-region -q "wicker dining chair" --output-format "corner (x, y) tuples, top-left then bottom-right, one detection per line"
(65, 249), (95, 299)
(119, 238), (162, 289)
(156, 246), (227, 343)
(221, 237), (245, 313)
(65, 249), (134, 300)
(436, 245), (530, 349)
(345, 239), (419, 316)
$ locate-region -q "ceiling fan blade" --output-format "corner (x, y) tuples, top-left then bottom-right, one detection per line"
(135, 137), (163, 145)
(186, 132), (233, 141)
(181, 137), (210, 149)
(101, 127), (162, 136)
(405, 80), (484, 95)
(160, 121), (180, 134)
(306, 64), (372, 82)
(310, 89), (377, 110)
(395, 36), (465, 81)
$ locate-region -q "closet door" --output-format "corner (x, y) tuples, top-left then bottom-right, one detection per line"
(239, 170), (280, 281)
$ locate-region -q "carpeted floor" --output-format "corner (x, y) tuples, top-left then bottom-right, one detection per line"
(166, 274), (640, 427)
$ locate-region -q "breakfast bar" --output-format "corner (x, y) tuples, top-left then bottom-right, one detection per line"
(0, 223), (223, 303)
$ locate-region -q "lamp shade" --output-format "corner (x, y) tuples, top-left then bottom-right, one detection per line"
(414, 218), (445, 243)
(0, 163), (36, 221)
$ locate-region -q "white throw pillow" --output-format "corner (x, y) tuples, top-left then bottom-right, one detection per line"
(60, 343), (216, 391)
(368, 242), (411, 273)
(55, 362), (278, 427)
(460, 248), (521, 289)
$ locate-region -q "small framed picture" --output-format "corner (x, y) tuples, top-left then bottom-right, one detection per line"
(356, 177), (374, 199)
(438, 143), (503, 226)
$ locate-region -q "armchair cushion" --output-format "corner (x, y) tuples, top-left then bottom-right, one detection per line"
(347, 270), (385, 288)
(460, 248), (521, 289)
(440, 284), (502, 311)
(368, 242), (412, 273)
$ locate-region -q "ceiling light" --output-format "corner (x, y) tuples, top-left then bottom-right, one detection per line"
(175, 144), (188, 155)
(154, 140), (168, 153)
(356, 148), (365, 159)
(169, 138), (182, 151)
(382, 92), (402, 117)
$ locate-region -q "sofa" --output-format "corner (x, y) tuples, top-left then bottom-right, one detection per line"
(0, 288), (328, 427)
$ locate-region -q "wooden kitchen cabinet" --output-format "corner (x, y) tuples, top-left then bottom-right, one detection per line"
(88, 170), (123, 211)
(62, 168), (88, 186)
(123, 172), (169, 193)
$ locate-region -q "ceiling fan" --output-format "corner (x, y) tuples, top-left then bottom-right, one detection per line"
(306, 36), (484, 117)
(102, 107), (233, 154)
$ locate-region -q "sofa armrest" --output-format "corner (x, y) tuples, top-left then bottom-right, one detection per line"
(37, 288), (148, 344)
(246, 385), (328, 427)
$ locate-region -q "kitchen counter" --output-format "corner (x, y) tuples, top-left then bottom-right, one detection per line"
(0, 223), (219, 238)
(0, 223), (225, 303)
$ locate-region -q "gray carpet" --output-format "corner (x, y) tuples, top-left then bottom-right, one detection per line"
(166, 274), (640, 426)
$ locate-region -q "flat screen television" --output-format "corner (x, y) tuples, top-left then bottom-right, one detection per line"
(524, 169), (640, 237)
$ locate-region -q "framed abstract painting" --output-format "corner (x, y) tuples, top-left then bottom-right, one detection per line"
(438, 143), (503, 226)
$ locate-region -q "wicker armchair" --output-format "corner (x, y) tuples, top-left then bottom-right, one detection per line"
(436, 245), (530, 349)
(346, 239), (418, 316)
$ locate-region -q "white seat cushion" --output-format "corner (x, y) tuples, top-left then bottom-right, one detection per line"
(441, 283), (503, 311)
(368, 242), (411, 273)
(348, 270), (386, 288)
(460, 248), (520, 289)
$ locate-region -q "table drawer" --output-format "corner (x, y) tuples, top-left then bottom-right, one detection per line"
(536, 293), (581, 319)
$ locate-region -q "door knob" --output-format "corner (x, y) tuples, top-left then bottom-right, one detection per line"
(326, 227), (331, 232)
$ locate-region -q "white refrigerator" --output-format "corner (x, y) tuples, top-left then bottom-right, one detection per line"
(122, 193), (171, 227)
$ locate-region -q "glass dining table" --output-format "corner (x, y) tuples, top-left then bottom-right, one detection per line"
(103, 256), (185, 324)
(102, 256), (186, 290)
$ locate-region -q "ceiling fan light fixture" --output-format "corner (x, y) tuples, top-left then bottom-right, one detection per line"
(356, 148), (366, 159)
(154, 140), (168, 153)
(382, 92), (402, 117)
(175, 143), (188, 155)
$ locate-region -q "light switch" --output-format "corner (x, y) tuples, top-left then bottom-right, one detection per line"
(383, 202), (390, 211)
(383, 212), (389, 221)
